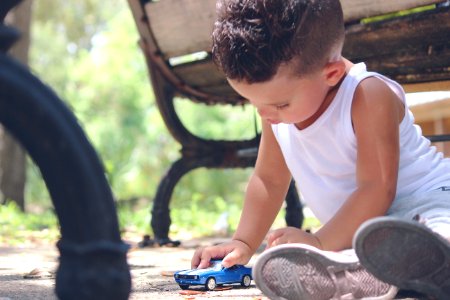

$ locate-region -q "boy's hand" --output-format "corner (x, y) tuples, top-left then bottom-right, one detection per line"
(266, 227), (322, 249)
(191, 239), (253, 269)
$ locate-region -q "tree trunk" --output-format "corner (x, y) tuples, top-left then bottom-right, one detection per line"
(0, 0), (32, 210)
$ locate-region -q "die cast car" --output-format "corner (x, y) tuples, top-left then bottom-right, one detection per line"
(174, 259), (252, 290)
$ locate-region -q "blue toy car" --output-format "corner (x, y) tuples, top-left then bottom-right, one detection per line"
(174, 259), (252, 290)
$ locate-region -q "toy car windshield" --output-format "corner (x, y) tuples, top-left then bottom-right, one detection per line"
(210, 260), (224, 271)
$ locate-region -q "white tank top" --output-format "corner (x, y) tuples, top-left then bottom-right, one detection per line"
(272, 63), (450, 223)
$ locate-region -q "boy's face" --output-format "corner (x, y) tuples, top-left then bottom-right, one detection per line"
(228, 66), (332, 127)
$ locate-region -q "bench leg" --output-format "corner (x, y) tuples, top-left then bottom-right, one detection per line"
(285, 180), (304, 229)
(151, 157), (199, 244)
(0, 52), (131, 299)
(151, 160), (304, 243)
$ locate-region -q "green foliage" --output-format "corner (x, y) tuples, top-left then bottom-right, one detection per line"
(117, 200), (152, 234)
(30, 3), (178, 202)
(0, 201), (59, 245)
(170, 194), (243, 237)
(175, 100), (260, 140)
(24, 158), (51, 209)
(32, 0), (124, 51)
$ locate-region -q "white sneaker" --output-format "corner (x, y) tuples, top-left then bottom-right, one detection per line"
(354, 216), (450, 300)
(252, 243), (397, 300)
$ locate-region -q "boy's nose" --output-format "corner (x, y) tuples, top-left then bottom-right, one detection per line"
(257, 107), (271, 118)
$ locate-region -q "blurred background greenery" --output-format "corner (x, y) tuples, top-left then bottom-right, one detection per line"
(2, 0), (316, 244)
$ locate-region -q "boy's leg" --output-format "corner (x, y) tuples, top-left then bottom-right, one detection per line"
(354, 216), (450, 300)
(252, 243), (397, 300)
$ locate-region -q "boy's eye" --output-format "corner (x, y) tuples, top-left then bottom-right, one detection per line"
(276, 103), (289, 110)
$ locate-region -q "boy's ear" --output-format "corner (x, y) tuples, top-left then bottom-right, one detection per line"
(323, 60), (346, 86)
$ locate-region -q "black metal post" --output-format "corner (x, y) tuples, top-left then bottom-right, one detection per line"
(0, 2), (131, 298)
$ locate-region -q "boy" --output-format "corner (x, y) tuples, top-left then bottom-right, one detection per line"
(192, 0), (450, 299)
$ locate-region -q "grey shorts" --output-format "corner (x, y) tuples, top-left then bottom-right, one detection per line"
(387, 187), (450, 238)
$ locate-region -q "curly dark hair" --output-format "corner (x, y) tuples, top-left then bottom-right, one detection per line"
(212, 0), (345, 83)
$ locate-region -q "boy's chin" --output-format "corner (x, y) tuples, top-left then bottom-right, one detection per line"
(266, 119), (281, 125)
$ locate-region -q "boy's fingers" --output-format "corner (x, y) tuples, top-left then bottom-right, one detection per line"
(197, 256), (211, 269)
(272, 237), (284, 247)
(223, 245), (252, 268)
(191, 256), (199, 269)
(266, 229), (284, 247)
(191, 247), (206, 269)
(222, 251), (240, 268)
(266, 237), (277, 249)
(197, 249), (215, 269)
(192, 241), (248, 269)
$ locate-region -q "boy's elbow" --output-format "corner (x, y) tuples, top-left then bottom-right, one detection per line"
(374, 180), (397, 210)
(359, 179), (397, 210)
(382, 176), (398, 201)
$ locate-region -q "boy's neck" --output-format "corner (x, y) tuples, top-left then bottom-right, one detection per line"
(295, 59), (353, 130)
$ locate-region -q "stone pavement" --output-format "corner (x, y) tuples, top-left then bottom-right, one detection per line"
(0, 237), (267, 300)
(0, 237), (421, 300)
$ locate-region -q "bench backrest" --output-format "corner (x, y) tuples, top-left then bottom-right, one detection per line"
(147, 0), (443, 57)
(129, 0), (450, 105)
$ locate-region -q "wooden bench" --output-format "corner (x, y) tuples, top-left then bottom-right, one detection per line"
(128, 0), (450, 244)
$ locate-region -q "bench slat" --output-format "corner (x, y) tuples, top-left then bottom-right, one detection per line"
(173, 60), (228, 88)
(146, 0), (446, 58)
(342, 0), (445, 22)
(172, 60), (241, 103)
(145, 0), (216, 59)
(344, 7), (450, 83)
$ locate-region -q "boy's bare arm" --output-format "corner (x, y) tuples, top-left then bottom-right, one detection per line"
(192, 119), (291, 268)
(315, 77), (404, 251)
(232, 119), (292, 251)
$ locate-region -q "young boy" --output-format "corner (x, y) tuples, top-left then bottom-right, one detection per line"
(191, 0), (450, 299)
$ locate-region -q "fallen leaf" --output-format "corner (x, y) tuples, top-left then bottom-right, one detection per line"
(160, 270), (176, 277)
(179, 290), (205, 295)
(213, 286), (233, 291)
(23, 268), (54, 279)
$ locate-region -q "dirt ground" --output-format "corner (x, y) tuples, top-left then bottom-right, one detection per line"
(0, 236), (422, 300)
(0, 237), (267, 300)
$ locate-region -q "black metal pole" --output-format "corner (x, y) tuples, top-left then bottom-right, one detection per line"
(0, 3), (131, 299)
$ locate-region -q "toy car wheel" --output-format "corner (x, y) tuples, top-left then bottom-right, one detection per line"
(179, 284), (189, 290)
(241, 275), (251, 287)
(205, 277), (216, 290)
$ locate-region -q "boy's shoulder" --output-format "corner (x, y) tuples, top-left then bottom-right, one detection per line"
(353, 76), (401, 106)
(351, 75), (404, 129)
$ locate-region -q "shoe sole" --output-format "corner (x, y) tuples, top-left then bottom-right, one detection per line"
(253, 244), (397, 300)
(354, 217), (450, 300)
